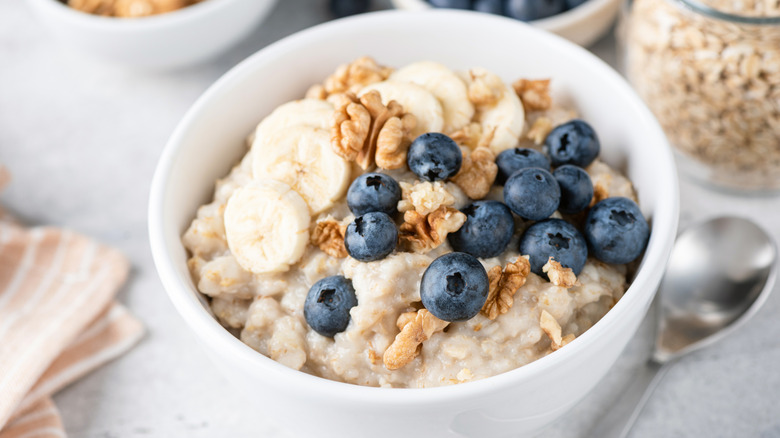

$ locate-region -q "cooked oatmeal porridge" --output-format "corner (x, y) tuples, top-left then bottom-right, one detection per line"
(183, 57), (648, 388)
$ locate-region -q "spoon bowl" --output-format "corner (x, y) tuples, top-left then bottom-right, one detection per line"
(655, 216), (777, 361)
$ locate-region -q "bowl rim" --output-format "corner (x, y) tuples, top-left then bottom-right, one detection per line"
(390, 0), (621, 32)
(149, 9), (679, 406)
(26, 0), (253, 30)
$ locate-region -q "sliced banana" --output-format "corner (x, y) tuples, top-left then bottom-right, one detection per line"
(478, 88), (525, 154)
(358, 81), (444, 139)
(461, 68), (525, 154)
(390, 61), (474, 133)
(252, 126), (350, 215)
(253, 99), (334, 143)
(224, 179), (310, 274)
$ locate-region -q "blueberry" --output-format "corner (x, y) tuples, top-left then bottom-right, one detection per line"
(329, 0), (369, 17)
(564, 0), (588, 8)
(407, 133), (462, 182)
(503, 167), (561, 220)
(448, 201), (515, 259)
(519, 219), (588, 276)
(345, 212), (398, 262)
(347, 173), (401, 216)
(304, 275), (358, 337)
(474, 0), (504, 13)
(584, 197), (649, 264)
(553, 165), (594, 214)
(505, 0), (566, 20)
(428, 0), (472, 8)
(420, 252), (489, 322)
(495, 147), (551, 184)
(545, 120), (600, 168)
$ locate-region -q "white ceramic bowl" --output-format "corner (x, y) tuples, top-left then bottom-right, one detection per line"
(392, 0), (622, 47)
(149, 10), (678, 438)
(26, 0), (277, 69)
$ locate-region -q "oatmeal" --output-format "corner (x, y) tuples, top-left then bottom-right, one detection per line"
(183, 58), (648, 388)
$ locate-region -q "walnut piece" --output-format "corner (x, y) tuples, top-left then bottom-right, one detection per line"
(305, 84), (327, 100)
(526, 117), (554, 145)
(481, 256), (531, 320)
(322, 57), (393, 96)
(376, 113), (417, 169)
(540, 309), (576, 351)
(451, 146), (498, 200)
(542, 257), (579, 288)
(397, 181), (455, 215)
(466, 68), (506, 107)
(590, 172), (613, 207)
(310, 217), (348, 258)
(399, 206), (466, 253)
(330, 91), (416, 169)
(383, 309), (449, 370)
(513, 78), (552, 113)
(330, 93), (371, 163)
(449, 122), (483, 149)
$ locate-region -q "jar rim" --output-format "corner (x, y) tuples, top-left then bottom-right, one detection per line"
(676, 0), (780, 24)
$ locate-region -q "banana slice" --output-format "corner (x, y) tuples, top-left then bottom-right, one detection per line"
(461, 68), (526, 154)
(478, 87), (525, 154)
(252, 126), (350, 215)
(358, 81), (444, 139)
(253, 99), (334, 142)
(389, 61), (474, 133)
(224, 179), (310, 274)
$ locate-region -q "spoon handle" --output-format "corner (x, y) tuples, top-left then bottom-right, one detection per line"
(590, 360), (671, 438)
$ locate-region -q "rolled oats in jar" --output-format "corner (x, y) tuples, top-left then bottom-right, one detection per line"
(621, 0), (780, 191)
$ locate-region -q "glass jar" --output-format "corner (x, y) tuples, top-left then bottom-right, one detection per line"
(619, 0), (780, 192)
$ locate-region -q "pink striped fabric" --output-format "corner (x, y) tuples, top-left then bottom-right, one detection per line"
(0, 219), (144, 437)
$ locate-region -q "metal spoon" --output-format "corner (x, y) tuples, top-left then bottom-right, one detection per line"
(592, 216), (777, 438)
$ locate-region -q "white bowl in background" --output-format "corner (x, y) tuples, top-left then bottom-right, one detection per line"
(26, 0), (277, 69)
(392, 0), (622, 47)
(149, 10), (678, 438)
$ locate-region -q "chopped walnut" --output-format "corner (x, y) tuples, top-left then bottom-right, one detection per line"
(542, 257), (580, 288)
(305, 84), (327, 100)
(399, 206), (466, 253)
(451, 146), (498, 200)
(383, 309), (449, 370)
(397, 181), (455, 215)
(466, 68), (506, 107)
(330, 93), (371, 163)
(449, 123), (483, 149)
(590, 173), (613, 207)
(540, 309), (575, 351)
(330, 91), (416, 169)
(376, 114), (417, 169)
(310, 217), (349, 258)
(449, 123), (497, 153)
(526, 117), (554, 145)
(322, 57), (393, 96)
(481, 256), (531, 320)
(513, 78), (552, 113)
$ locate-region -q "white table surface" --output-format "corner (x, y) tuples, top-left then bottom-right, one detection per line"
(2, 1), (779, 436)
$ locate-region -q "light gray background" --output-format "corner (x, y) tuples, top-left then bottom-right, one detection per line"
(1, 0), (779, 436)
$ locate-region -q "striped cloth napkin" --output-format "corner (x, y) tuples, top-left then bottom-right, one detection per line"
(0, 168), (144, 438)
